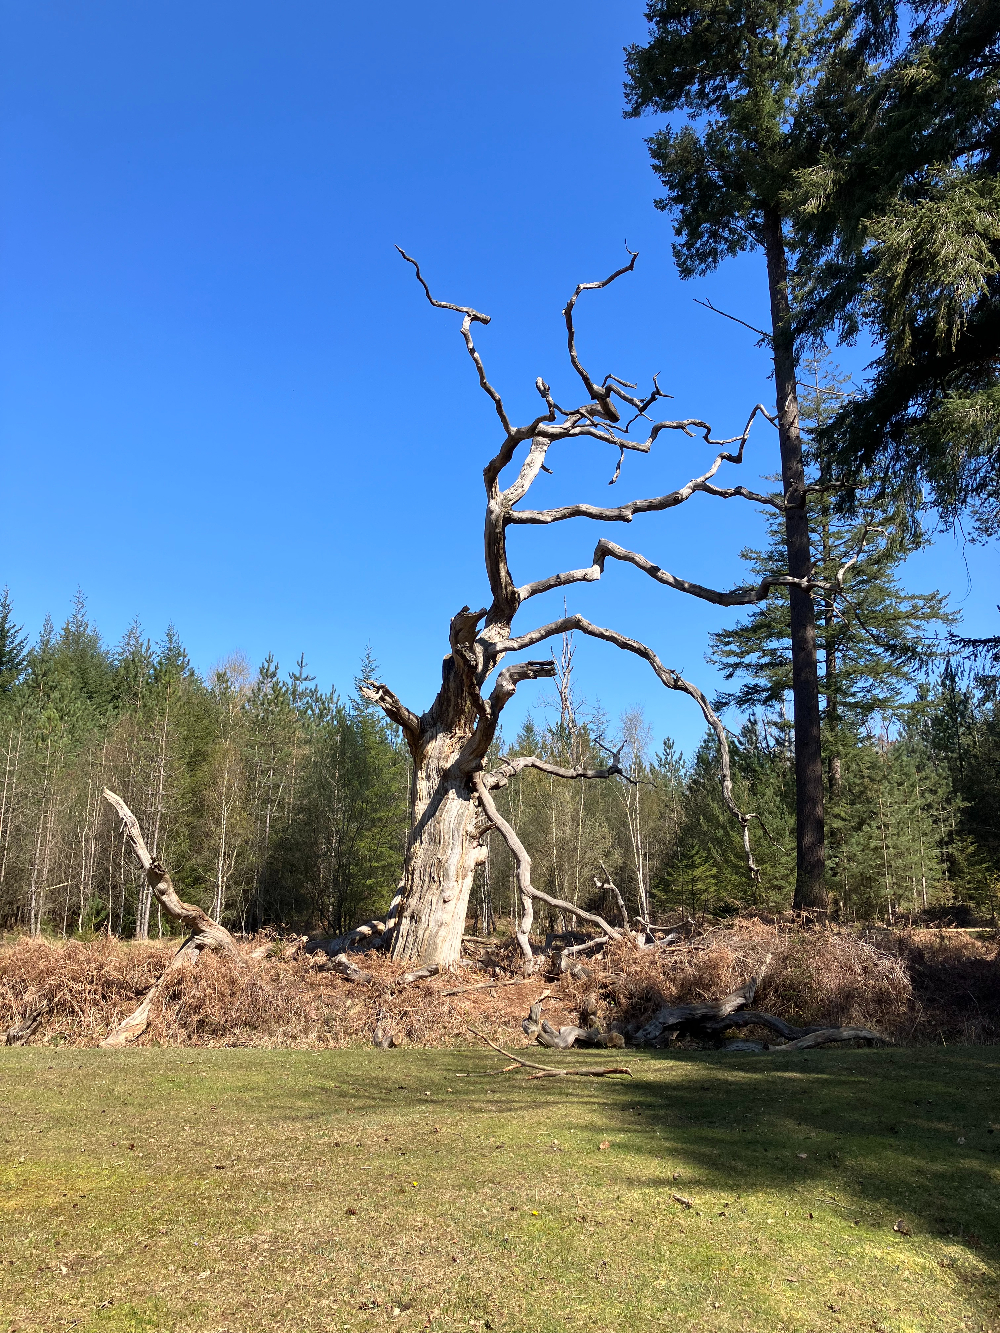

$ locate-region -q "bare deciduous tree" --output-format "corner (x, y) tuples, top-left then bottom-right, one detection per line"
(352, 248), (813, 968)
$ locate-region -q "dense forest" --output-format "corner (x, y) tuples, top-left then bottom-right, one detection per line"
(0, 564), (995, 941)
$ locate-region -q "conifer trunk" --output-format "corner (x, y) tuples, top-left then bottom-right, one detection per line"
(762, 206), (827, 910)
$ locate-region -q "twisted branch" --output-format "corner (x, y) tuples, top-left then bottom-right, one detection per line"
(472, 772), (623, 963)
(493, 616), (761, 880)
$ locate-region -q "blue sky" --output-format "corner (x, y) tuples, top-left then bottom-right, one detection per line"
(1, 0), (995, 756)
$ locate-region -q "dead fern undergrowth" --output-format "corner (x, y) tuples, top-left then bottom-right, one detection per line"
(0, 920), (996, 1048)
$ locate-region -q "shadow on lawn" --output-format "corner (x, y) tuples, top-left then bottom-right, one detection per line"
(607, 1048), (1000, 1297)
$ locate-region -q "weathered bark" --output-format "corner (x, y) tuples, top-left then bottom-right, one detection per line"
(357, 251), (796, 967)
(631, 956), (771, 1046)
(100, 789), (241, 1047)
(4, 992), (47, 1046)
(392, 739), (485, 966)
(762, 206), (827, 910)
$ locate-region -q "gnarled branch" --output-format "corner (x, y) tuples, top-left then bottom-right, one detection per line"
(358, 680), (422, 748)
(101, 790), (240, 1047)
(482, 753), (623, 791)
(493, 615), (761, 880)
(397, 247), (511, 434)
(472, 772), (623, 963)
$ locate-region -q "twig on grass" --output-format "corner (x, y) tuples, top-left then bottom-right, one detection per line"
(468, 1027), (632, 1078)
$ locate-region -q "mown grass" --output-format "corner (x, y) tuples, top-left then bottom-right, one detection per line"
(1, 1046), (998, 1333)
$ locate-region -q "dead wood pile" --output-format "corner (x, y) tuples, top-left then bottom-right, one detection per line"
(1, 917), (997, 1049)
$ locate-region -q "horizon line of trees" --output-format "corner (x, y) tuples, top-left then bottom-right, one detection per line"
(0, 578), (994, 942)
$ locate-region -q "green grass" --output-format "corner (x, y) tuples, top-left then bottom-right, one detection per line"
(1, 1047), (998, 1333)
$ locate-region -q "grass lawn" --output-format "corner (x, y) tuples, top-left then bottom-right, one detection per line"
(1, 1046), (998, 1333)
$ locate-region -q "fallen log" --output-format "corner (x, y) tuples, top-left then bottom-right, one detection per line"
(702, 1010), (820, 1041)
(4, 992), (47, 1046)
(557, 936), (608, 962)
(101, 790), (242, 1048)
(631, 955), (771, 1046)
(767, 1026), (888, 1051)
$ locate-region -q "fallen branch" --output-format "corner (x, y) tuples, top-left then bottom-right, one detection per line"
(631, 955), (771, 1046)
(536, 1019), (624, 1050)
(304, 921), (388, 956)
(400, 965), (441, 985)
(101, 789), (241, 1048)
(768, 1026), (888, 1051)
(558, 936), (608, 960)
(316, 952), (374, 983)
(702, 1009), (819, 1041)
(468, 1027), (631, 1078)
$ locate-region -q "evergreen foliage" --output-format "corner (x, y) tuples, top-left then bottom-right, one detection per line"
(789, 2), (1000, 535)
(0, 596), (408, 938)
(0, 591), (992, 935)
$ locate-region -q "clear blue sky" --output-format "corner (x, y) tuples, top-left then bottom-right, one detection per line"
(1, 0), (995, 755)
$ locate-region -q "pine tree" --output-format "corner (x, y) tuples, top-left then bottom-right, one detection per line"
(792, 3), (1000, 535)
(624, 0), (862, 907)
(0, 588), (28, 692)
(710, 356), (955, 776)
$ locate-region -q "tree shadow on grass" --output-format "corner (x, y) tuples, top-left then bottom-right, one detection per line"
(605, 1047), (1000, 1311)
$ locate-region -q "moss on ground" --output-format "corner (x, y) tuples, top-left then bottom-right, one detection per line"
(1, 1046), (998, 1332)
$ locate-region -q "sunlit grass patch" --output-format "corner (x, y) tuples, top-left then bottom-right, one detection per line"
(1, 1046), (997, 1331)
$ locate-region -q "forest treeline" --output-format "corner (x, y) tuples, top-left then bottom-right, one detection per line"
(0, 571), (995, 941)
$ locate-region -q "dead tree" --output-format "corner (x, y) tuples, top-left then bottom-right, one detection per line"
(100, 789), (241, 1046)
(359, 249), (820, 969)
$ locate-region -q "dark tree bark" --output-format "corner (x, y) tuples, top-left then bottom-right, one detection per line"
(762, 207), (827, 910)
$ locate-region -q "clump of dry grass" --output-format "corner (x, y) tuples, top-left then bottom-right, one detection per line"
(601, 920), (914, 1039)
(873, 928), (1000, 1044)
(0, 935), (578, 1049)
(1, 921), (997, 1048)
(598, 920), (999, 1044)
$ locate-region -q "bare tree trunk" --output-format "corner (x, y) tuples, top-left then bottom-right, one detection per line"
(28, 740), (52, 936)
(762, 205), (826, 910)
(136, 701), (170, 939)
(0, 718), (22, 899)
(387, 659), (486, 967)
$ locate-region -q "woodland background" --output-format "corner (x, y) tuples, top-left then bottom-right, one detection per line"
(0, 555), (994, 944)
